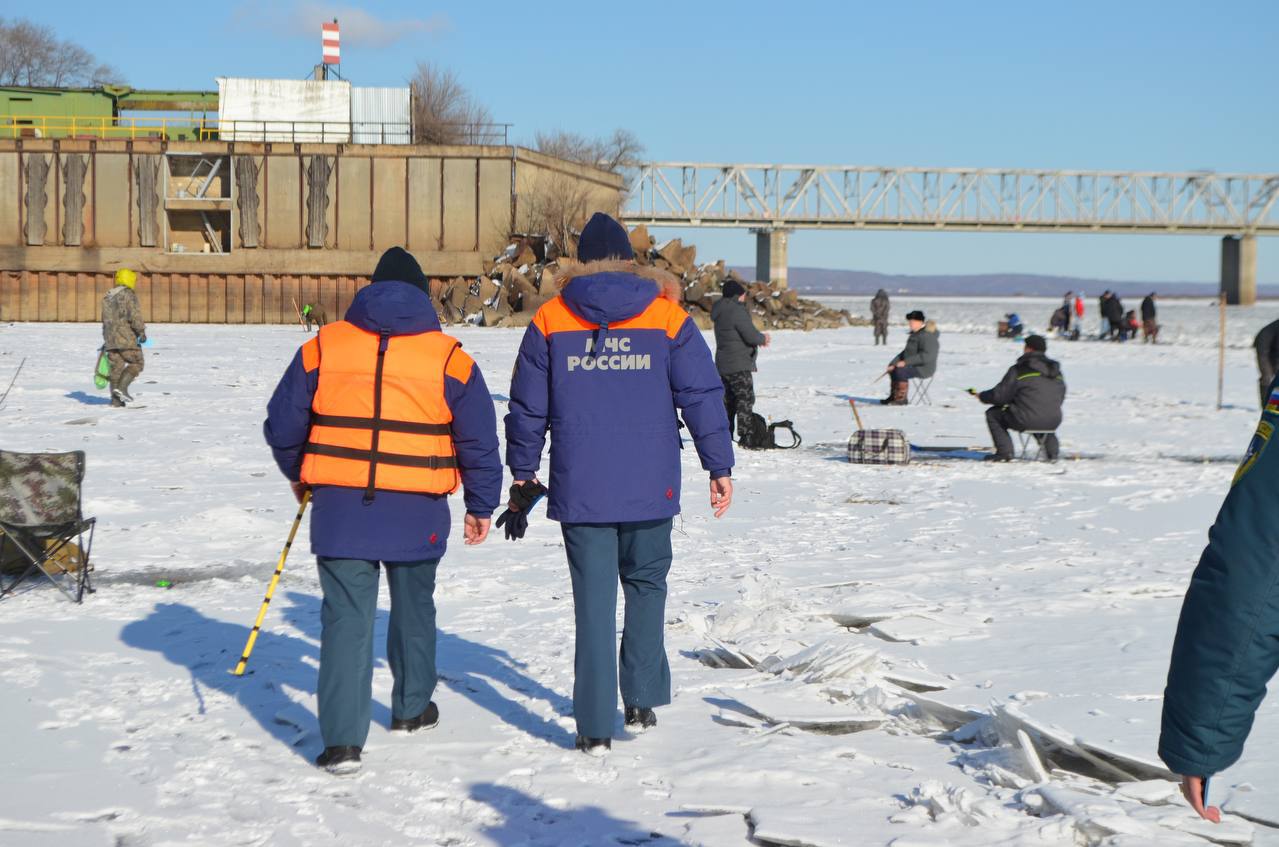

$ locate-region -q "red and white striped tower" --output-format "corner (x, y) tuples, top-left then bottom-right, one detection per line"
(321, 19), (340, 71)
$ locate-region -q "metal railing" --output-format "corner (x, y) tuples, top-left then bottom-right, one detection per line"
(0, 115), (512, 146)
(625, 163), (1279, 235)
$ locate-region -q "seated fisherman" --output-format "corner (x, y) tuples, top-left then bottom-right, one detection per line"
(971, 334), (1066, 461)
(883, 309), (939, 405)
(1001, 312), (1025, 338)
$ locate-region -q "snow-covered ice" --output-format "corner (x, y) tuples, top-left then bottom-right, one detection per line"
(1, 295), (1277, 846)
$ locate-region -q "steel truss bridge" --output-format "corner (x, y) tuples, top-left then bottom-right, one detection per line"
(623, 163), (1279, 234)
(621, 163), (1278, 302)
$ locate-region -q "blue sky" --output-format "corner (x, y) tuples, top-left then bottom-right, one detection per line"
(24, 0), (1279, 283)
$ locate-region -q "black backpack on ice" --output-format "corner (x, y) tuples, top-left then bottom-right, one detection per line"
(739, 413), (802, 450)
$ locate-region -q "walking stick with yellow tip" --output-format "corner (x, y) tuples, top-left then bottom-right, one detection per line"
(233, 490), (311, 676)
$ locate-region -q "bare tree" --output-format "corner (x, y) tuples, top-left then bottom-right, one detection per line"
(515, 172), (601, 260)
(0, 17), (123, 87)
(533, 128), (644, 174)
(409, 62), (495, 145)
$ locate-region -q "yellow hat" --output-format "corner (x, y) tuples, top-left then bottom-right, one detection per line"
(115, 268), (137, 289)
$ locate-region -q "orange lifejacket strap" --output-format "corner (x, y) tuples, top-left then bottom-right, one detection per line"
(311, 414), (452, 436)
(302, 443), (460, 470)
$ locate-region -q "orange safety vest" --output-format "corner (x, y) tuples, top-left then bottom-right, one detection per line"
(299, 321), (463, 499)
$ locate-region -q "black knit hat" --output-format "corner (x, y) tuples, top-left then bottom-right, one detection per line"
(577, 212), (634, 263)
(372, 247), (429, 294)
(1025, 334), (1047, 352)
(722, 280), (746, 300)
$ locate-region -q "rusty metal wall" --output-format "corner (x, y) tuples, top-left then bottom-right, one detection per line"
(0, 270), (370, 324)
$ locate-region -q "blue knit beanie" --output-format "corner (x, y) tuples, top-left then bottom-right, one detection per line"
(577, 212), (634, 263)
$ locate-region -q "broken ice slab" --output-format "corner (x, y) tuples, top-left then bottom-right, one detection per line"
(825, 590), (936, 628)
(1112, 779), (1181, 806)
(713, 684), (882, 734)
(881, 666), (950, 693)
(755, 637), (879, 683)
(749, 799), (903, 847)
(1034, 785), (1254, 846)
(868, 613), (988, 644)
(676, 811), (750, 847)
(903, 691), (983, 729)
(999, 698), (1172, 781)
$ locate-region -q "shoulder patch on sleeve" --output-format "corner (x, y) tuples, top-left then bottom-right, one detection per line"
(537, 297), (593, 336)
(664, 300), (691, 339)
(445, 346), (475, 383)
(301, 337), (321, 372)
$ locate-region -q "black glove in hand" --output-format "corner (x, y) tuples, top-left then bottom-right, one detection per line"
(494, 480), (547, 541)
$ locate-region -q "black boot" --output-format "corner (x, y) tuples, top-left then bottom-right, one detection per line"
(391, 701), (439, 733)
(315, 745), (362, 773)
(575, 735), (612, 756)
(1042, 433), (1060, 462)
(624, 706), (657, 732)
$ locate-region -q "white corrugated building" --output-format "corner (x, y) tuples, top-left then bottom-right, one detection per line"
(351, 87), (411, 145)
(217, 78), (352, 143)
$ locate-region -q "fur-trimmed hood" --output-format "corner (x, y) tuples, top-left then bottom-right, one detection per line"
(555, 259), (683, 327)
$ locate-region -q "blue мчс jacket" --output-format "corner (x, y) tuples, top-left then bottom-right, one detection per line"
(1160, 375), (1279, 777)
(263, 279), (502, 561)
(505, 261), (734, 524)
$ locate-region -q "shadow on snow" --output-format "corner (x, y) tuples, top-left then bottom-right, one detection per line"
(120, 592), (574, 763)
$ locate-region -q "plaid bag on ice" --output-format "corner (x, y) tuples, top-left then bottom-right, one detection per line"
(847, 429), (910, 465)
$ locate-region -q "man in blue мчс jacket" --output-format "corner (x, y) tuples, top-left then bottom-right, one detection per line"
(504, 212), (735, 755)
(264, 247), (501, 773)
(1160, 374), (1279, 822)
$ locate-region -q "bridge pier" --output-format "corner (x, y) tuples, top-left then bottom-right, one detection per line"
(752, 227), (790, 288)
(1221, 235), (1257, 306)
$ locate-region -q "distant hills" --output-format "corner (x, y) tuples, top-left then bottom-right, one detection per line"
(732, 266), (1278, 299)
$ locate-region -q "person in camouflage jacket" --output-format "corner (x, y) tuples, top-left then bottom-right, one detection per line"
(102, 268), (146, 407)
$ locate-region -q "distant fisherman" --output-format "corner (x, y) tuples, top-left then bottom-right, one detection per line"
(504, 212), (734, 755)
(712, 278), (770, 446)
(870, 289), (891, 345)
(102, 268), (146, 407)
(883, 309), (938, 405)
(971, 334), (1065, 462)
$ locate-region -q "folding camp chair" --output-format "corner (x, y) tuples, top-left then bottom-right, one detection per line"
(910, 377), (934, 406)
(1017, 431), (1057, 461)
(0, 450), (95, 603)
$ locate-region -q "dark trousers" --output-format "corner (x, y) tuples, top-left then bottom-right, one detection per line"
(873, 320), (888, 345)
(721, 371), (756, 444)
(891, 365), (920, 385)
(561, 519), (674, 739)
(316, 556), (440, 748)
(986, 407), (1058, 459)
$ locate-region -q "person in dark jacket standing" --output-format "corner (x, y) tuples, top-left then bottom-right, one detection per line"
(972, 334), (1065, 461)
(505, 212), (734, 755)
(712, 279), (770, 445)
(884, 310), (939, 405)
(1253, 319), (1279, 407)
(1103, 293), (1126, 340)
(870, 289), (890, 345)
(1140, 293), (1159, 343)
(1160, 372), (1279, 823)
(264, 247), (502, 773)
